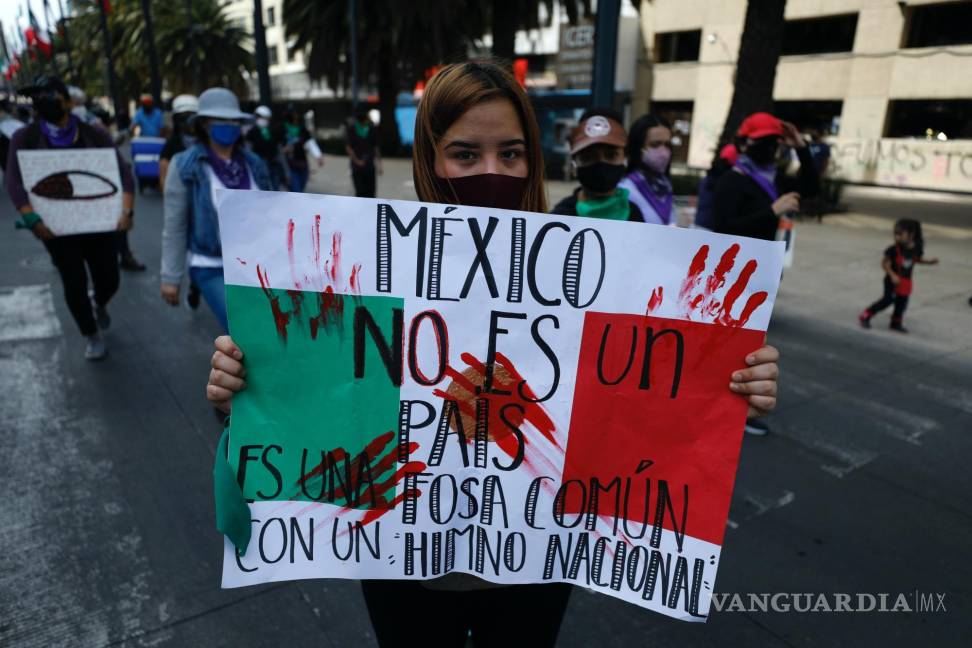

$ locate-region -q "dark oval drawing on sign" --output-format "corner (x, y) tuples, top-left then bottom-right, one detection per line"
(30, 170), (118, 201)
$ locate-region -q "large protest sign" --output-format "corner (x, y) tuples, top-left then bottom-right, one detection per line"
(216, 189), (784, 621)
(16, 149), (122, 235)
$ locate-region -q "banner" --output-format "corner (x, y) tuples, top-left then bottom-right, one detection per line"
(216, 190), (784, 621)
(16, 148), (122, 235)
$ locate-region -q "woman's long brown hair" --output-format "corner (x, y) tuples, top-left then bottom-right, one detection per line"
(412, 60), (548, 214)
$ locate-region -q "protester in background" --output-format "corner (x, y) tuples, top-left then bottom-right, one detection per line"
(552, 109), (644, 220)
(132, 93), (164, 138)
(713, 112), (819, 242)
(281, 103), (320, 192)
(808, 125), (831, 175)
(246, 105), (288, 190)
(859, 219), (939, 333)
(67, 85), (96, 124)
(203, 60), (782, 648)
(345, 105), (380, 197)
(0, 98), (26, 172)
(161, 87), (271, 332)
(712, 112), (817, 436)
(4, 75), (135, 360)
(618, 114), (675, 226)
(694, 142), (739, 231)
(159, 94), (199, 192)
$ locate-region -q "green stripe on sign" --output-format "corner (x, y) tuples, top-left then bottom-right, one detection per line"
(225, 284), (403, 508)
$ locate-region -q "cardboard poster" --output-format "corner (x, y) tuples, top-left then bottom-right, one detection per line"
(216, 189), (784, 621)
(17, 148), (122, 235)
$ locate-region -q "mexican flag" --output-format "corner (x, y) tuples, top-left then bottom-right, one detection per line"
(215, 189), (784, 621)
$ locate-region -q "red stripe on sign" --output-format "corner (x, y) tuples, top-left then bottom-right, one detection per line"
(561, 312), (764, 547)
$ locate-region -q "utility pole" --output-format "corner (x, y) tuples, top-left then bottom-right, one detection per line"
(139, 0), (163, 105)
(55, 0), (75, 84)
(97, 0), (122, 116)
(349, 0), (358, 109)
(589, 0), (620, 110)
(252, 0), (272, 105)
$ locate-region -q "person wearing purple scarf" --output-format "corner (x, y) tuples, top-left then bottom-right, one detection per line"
(618, 113), (675, 226)
(161, 87), (272, 333)
(4, 75), (136, 361)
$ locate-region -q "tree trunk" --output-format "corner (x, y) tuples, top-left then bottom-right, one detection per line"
(491, 1), (518, 64)
(713, 0), (786, 164)
(376, 42), (401, 155)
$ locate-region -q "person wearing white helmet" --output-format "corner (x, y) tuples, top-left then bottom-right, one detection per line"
(160, 87), (273, 331)
(245, 104), (288, 190)
(159, 94), (199, 192)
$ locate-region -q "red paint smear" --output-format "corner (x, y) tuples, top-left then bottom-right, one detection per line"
(286, 219), (301, 289)
(646, 286), (663, 313)
(349, 263), (362, 294)
(256, 265), (291, 342)
(236, 257), (247, 265)
(431, 352), (558, 462)
(678, 244), (708, 301)
(717, 259), (767, 327)
(705, 243), (739, 295)
(308, 286), (344, 339)
(286, 290), (304, 319)
(329, 233), (341, 283)
(312, 214), (322, 285)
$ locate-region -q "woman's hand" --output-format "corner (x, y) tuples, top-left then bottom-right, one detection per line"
(207, 335), (246, 414)
(730, 345), (779, 419)
(160, 282), (180, 306)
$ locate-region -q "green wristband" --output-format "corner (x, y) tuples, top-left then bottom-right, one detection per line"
(15, 211), (42, 230)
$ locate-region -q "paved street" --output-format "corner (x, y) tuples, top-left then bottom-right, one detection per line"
(1, 156), (970, 647)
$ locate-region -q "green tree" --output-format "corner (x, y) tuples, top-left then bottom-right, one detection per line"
(284, 0), (487, 153)
(62, 0), (252, 107)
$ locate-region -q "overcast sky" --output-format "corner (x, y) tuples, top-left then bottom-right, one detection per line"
(1, 0), (63, 56)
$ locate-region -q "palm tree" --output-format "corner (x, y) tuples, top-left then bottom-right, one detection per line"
(63, 0), (252, 106)
(284, 0), (487, 153)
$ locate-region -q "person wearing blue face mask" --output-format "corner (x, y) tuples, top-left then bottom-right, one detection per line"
(160, 87), (272, 332)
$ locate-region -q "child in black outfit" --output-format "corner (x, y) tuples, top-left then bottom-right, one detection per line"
(859, 218), (938, 333)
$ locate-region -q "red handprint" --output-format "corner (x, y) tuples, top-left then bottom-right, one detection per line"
(675, 243), (769, 327)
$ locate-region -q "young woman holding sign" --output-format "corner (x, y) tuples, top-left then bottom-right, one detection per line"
(205, 61), (780, 647)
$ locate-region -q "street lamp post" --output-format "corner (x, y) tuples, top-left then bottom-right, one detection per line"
(349, 0), (358, 110)
(590, 0), (621, 110)
(140, 0), (163, 105)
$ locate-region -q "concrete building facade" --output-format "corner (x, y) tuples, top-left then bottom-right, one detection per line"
(633, 0), (972, 192)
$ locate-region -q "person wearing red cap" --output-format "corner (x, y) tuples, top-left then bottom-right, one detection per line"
(712, 111), (818, 242)
(552, 109), (644, 221)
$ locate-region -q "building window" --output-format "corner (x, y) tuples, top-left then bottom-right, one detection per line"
(781, 13), (858, 55)
(774, 100), (843, 135)
(268, 45), (279, 66)
(286, 45), (295, 62)
(266, 6), (275, 27)
(904, 2), (972, 48)
(655, 30), (701, 63)
(885, 100), (972, 140)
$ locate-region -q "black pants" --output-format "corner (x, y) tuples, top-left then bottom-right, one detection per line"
(360, 580), (572, 648)
(116, 230), (134, 261)
(44, 232), (120, 336)
(352, 165), (377, 198)
(866, 277), (908, 322)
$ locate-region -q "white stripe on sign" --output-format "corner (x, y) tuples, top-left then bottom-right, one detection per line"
(0, 284), (62, 342)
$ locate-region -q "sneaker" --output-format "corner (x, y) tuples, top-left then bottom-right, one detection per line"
(858, 313), (871, 329)
(84, 334), (108, 361)
(120, 254), (147, 272)
(744, 419), (770, 436)
(93, 300), (111, 330)
(186, 282), (201, 310)
(890, 322), (909, 334)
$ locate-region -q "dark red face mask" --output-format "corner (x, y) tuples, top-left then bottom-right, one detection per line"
(433, 173), (528, 211)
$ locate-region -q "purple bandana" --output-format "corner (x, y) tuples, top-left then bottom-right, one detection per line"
(626, 170), (674, 224)
(39, 115), (79, 148)
(206, 147), (251, 190)
(734, 154), (778, 201)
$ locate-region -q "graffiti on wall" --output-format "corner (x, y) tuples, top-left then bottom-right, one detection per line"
(829, 138), (972, 193)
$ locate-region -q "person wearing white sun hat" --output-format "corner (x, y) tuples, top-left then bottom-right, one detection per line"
(160, 88), (272, 332)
